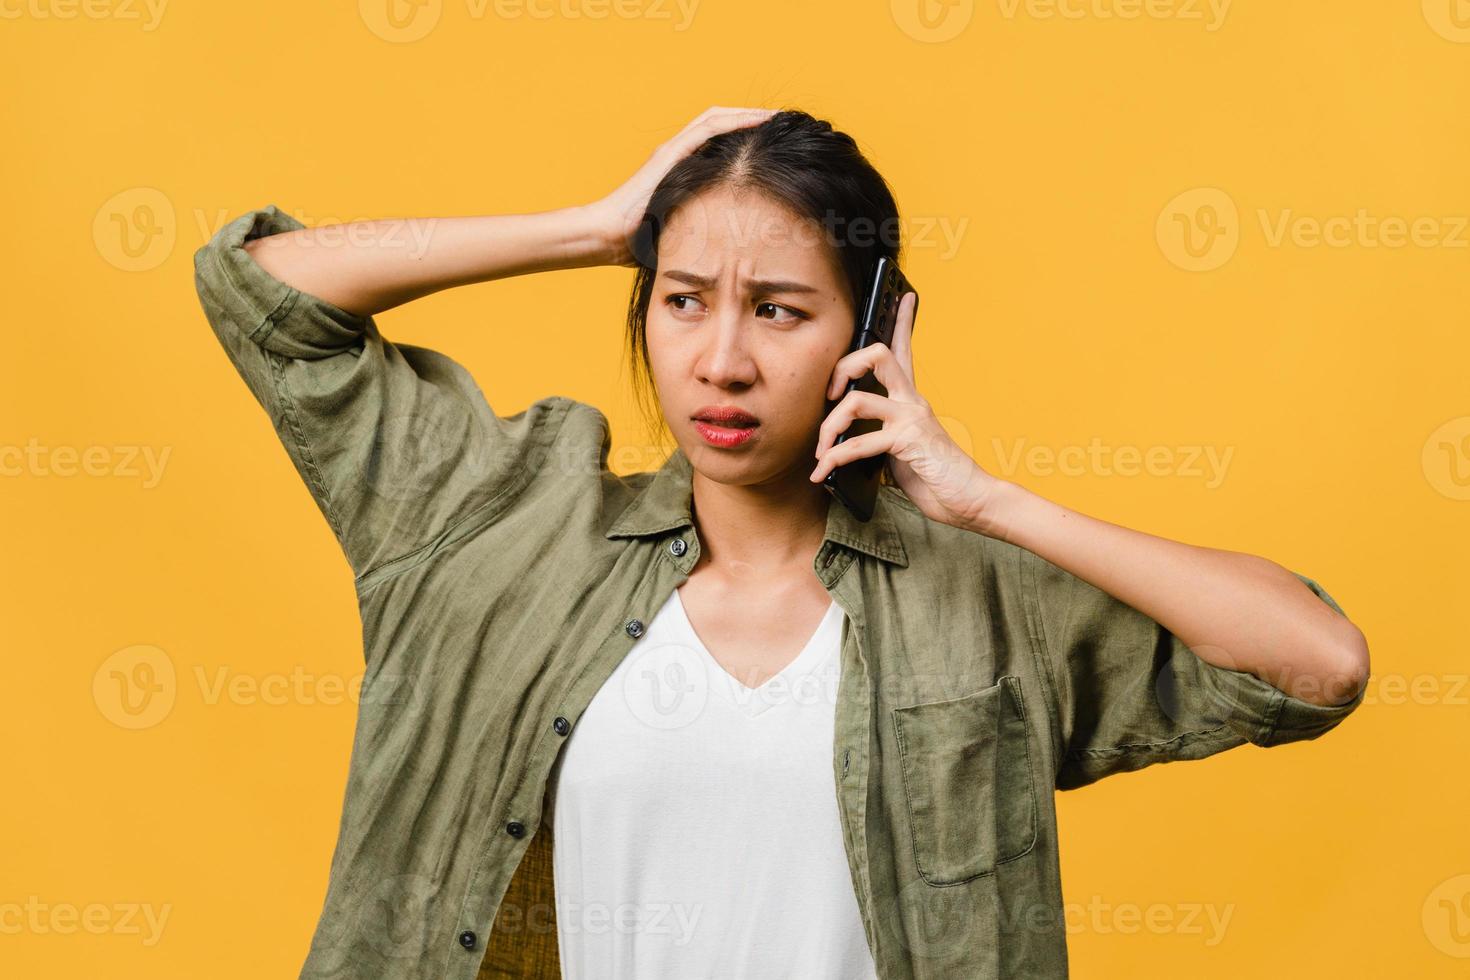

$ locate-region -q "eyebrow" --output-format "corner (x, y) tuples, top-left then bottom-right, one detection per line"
(659, 269), (820, 296)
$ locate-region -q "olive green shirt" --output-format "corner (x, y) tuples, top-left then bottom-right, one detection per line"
(193, 205), (1365, 980)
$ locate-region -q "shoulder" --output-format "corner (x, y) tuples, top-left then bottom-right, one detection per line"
(507, 396), (665, 524)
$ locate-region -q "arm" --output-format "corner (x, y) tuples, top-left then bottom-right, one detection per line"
(242, 106), (779, 318)
(973, 482), (1370, 708)
(195, 107), (777, 589)
(242, 207), (615, 318)
(808, 291), (1369, 710)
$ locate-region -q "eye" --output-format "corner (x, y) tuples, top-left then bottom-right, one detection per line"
(666, 294), (707, 317)
(755, 301), (808, 325)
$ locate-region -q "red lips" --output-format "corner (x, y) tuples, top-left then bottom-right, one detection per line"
(691, 406), (760, 428)
(691, 405), (761, 449)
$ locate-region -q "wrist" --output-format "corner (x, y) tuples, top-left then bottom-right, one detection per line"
(543, 204), (619, 269)
(569, 201), (634, 268)
(963, 477), (1029, 544)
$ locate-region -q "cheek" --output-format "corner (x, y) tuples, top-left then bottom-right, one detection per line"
(645, 319), (691, 393)
(770, 346), (839, 418)
(785, 334), (844, 390)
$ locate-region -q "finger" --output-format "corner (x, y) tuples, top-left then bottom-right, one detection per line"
(891, 291), (917, 381)
(810, 428), (897, 483)
(824, 341), (918, 404)
(815, 389), (899, 457)
(679, 107), (778, 147)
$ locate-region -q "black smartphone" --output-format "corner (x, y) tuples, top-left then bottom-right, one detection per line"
(822, 256), (919, 522)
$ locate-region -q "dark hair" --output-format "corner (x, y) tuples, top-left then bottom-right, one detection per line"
(623, 108), (903, 446)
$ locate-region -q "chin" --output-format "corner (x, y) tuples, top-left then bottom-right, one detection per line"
(684, 441), (811, 490)
(682, 441), (759, 480)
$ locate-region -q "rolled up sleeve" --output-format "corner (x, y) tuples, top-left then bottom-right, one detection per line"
(192, 204), (569, 587)
(1022, 550), (1366, 790)
(1192, 572), (1367, 746)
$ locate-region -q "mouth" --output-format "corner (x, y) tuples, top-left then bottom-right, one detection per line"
(691, 406), (761, 448)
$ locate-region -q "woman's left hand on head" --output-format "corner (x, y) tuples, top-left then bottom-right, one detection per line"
(810, 291), (1006, 533)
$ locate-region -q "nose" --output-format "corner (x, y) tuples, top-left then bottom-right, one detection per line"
(694, 303), (757, 389)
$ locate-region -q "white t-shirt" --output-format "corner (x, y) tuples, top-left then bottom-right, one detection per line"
(546, 587), (879, 980)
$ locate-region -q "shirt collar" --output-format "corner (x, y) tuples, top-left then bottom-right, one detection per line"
(604, 447), (909, 568)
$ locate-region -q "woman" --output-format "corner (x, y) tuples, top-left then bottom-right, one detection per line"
(193, 107), (1369, 980)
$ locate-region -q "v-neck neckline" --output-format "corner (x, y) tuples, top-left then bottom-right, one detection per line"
(671, 588), (841, 716)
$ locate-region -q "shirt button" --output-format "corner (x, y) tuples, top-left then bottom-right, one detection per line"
(668, 537), (687, 557)
(823, 550), (836, 568)
(553, 716), (570, 736)
(506, 820), (526, 838)
(458, 930), (477, 950)
(625, 618), (645, 639)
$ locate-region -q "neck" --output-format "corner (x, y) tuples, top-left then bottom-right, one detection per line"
(689, 465), (831, 579)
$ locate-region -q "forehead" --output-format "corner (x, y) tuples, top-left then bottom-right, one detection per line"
(657, 184), (844, 286)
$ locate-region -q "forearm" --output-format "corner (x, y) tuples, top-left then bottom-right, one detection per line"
(974, 480), (1370, 707)
(241, 205), (614, 318)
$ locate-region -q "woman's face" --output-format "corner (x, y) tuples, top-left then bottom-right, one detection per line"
(646, 183), (856, 490)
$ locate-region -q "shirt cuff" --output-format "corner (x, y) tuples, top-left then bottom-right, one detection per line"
(192, 204), (371, 360)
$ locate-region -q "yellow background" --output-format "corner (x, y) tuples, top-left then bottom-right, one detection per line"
(3, 1), (1467, 977)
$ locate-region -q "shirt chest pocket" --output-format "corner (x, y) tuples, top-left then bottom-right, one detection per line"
(891, 674), (1039, 886)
